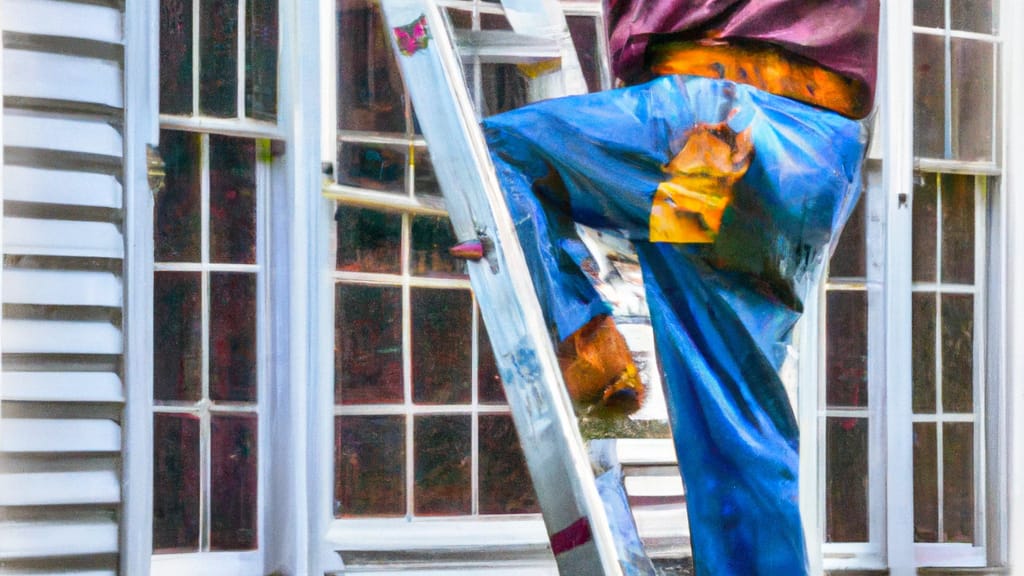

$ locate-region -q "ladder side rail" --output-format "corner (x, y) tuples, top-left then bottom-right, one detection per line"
(377, 0), (622, 574)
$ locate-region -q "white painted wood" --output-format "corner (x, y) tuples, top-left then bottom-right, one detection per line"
(2, 0), (122, 43)
(1, 371), (123, 403)
(623, 475), (683, 498)
(4, 113), (123, 158)
(2, 319), (122, 355)
(2, 571), (116, 576)
(3, 50), (123, 108)
(326, 518), (549, 551)
(4, 166), (123, 208)
(3, 269), (122, 307)
(0, 470), (120, 505)
(328, 563), (557, 576)
(0, 418), (121, 453)
(151, 552), (260, 576)
(614, 439), (677, 466)
(0, 519), (119, 558)
(3, 218), (124, 259)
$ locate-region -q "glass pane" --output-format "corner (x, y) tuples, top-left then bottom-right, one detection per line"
(914, 422), (939, 542)
(951, 0), (993, 33)
(829, 193), (866, 279)
(944, 422), (975, 542)
(941, 174), (976, 284)
(412, 288), (472, 404)
(412, 147), (440, 197)
(914, 34), (946, 159)
(153, 414), (200, 552)
(210, 414), (258, 550)
(335, 284), (403, 405)
(826, 290), (868, 408)
(480, 12), (512, 30)
(445, 8), (472, 29)
(411, 215), (466, 277)
(825, 417), (868, 542)
(199, 0), (238, 117)
(913, 293), (938, 413)
(951, 39), (994, 161)
(337, 144), (406, 193)
(335, 416), (405, 517)
(336, 0), (405, 133)
(210, 136), (257, 264)
(914, 0), (944, 28)
(913, 173), (938, 283)
(209, 272), (257, 402)
(159, 0), (193, 114)
(335, 205), (402, 273)
(478, 317), (506, 404)
(414, 415), (471, 515)
(245, 0), (278, 120)
(481, 64), (529, 117)
(567, 16), (601, 93)
(155, 130), (201, 262)
(154, 272), (203, 402)
(942, 294), (974, 413)
(480, 414), (539, 514)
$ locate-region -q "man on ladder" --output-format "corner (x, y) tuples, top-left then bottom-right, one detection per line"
(482, 1), (880, 574)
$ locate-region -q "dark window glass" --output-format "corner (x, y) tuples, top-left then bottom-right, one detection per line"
(199, 0), (239, 117)
(153, 414), (201, 552)
(830, 193), (866, 279)
(335, 284), (403, 405)
(914, 0), (944, 28)
(335, 205), (402, 273)
(951, 0), (993, 33)
(567, 16), (602, 93)
(154, 272), (203, 402)
(944, 422), (975, 542)
(942, 294), (974, 413)
(336, 0), (405, 133)
(411, 215), (466, 277)
(412, 147), (440, 197)
(209, 273), (258, 402)
(826, 290), (868, 408)
(481, 64), (529, 117)
(951, 39), (995, 161)
(210, 414), (258, 550)
(156, 130), (202, 262)
(210, 136), (257, 264)
(159, 0), (193, 114)
(412, 288), (472, 404)
(245, 0), (278, 120)
(338, 144), (406, 193)
(480, 11), (512, 30)
(335, 416), (406, 517)
(825, 417), (869, 542)
(914, 422), (939, 542)
(913, 173), (939, 283)
(478, 317), (506, 404)
(414, 415), (471, 515)
(912, 292), (938, 414)
(941, 174), (976, 283)
(480, 414), (539, 514)
(914, 34), (946, 159)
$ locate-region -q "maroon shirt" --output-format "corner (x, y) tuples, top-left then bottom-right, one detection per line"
(605, 0), (880, 110)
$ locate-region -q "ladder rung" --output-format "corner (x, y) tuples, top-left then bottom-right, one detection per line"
(453, 29), (560, 63)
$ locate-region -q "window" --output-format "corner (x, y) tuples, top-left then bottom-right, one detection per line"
(817, 0), (1002, 570)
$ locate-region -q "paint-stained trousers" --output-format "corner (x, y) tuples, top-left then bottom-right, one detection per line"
(482, 74), (868, 576)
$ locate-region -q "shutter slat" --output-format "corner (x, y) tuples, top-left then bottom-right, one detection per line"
(0, 519), (119, 558)
(614, 439), (677, 466)
(0, 470), (120, 505)
(2, 319), (122, 355)
(3, 217), (124, 258)
(4, 113), (123, 158)
(4, 269), (123, 307)
(1, 372), (123, 403)
(3, 50), (123, 107)
(0, 419), (121, 453)
(623, 475), (684, 498)
(4, 166), (123, 208)
(2, 0), (122, 43)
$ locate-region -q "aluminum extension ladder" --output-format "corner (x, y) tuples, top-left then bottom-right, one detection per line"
(377, 0), (656, 574)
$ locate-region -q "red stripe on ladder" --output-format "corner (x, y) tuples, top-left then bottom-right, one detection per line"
(550, 516), (593, 555)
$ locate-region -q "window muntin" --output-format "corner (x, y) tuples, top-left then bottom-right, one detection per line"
(159, 0), (279, 121)
(152, 130), (267, 554)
